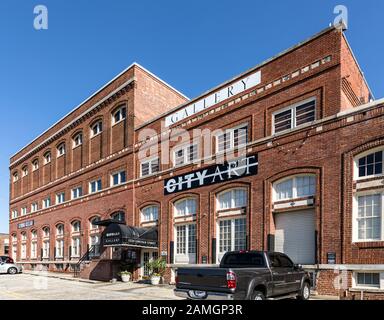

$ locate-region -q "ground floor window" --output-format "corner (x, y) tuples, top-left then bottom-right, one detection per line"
(55, 264), (64, 271)
(354, 272), (382, 289)
(43, 241), (50, 258)
(12, 245), (17, 260)
(355, 193), (383, 241)
(55, 239), (64, 258)
(31, 242), (37, 259)
(175, 224), (196, 264)
(217, 218), (246, 262)
(71, 237), (81, 257)
(89, 235), (100, 257)
(21, 243), (26, 259)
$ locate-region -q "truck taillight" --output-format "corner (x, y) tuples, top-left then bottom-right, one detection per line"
(226, 271), (236, 289)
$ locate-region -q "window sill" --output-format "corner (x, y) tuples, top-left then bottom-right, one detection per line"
(112, 118), (125, 127)
(72, 144), (82, 150)
(350, 287), (383, 293)
(90, 132), (102, 139)
(352, 241), (384, 248)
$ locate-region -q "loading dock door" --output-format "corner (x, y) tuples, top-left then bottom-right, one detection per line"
(274, 209), (316, 265)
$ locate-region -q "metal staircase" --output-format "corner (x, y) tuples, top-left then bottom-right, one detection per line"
(73, 245), (98, 278)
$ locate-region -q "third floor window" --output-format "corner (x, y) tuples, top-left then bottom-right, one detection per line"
(112, 106), (126, 125)
(56, 192), (65, 204)
(216, 125), (248, 153)
(91, 121), (103, 137)
(111, 171), (127, 186)
(90, 179), (102, 193)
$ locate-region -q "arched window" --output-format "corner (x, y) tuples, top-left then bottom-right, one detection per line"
(112, 106), (126, 125)
(217, 188), (247, 210)
(174, 198), (196, 217)
(22, 166), (28, 177)
(21, 232), (27, 241)
(90, 216), (101, 230)
(31, 230), (37, 239)
(273, 175), (316, 201)
(56, 224), (64, 237)
(42, 227), (50, 259)
(111, 211), (125, 222)
(72, 132), (83, 148)
(72, 220), (81, 233)
(141, 205), (159, 222)
(42, 227), (50, 238)
(44, 152), (51, 164)
(91, 120), (103, 137)
(89, 216), (101, 257)
(31, 230), (38, 259)
(12, 172), (19, 182)
(57, 143), (66, 157)
(20, 232), (27, 259)
(11, 234), (17, 243)
(32, 159), (39, 171)
(355, 148), (383, 179)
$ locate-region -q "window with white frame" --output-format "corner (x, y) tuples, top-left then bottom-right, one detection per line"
(141, 205), (159, 222)
(13, 172), (19, 182)
(11, 209), (18, 219)
(31, 242), (37, 259)
(43, 240), (50, 258)
(89, 179), (102, 193)
(31, 202), (38, 213)
(56, 192), (65, 204)
(112, 106), (126, 125)
(218, 218), (247, 256)
(216, 125), (248, 153)
(72, 186), (83, 199)
(43, 197), (51, 209)
(55, 239), (64, 258)
(141, 157), (160, 177)
(217, 188), (247, 211)
(21, 243), (26, 259)
(22, 166), (28, 177)
(57, 143), (66, 157)
(73, 133), (83, 148)
(42, 227), (50, 238)
(274, 175), (316, 201)
(71, 237), (81, 257)
(91, 121), (103, 137)
(12, 234), (17, 243)
(273, 99), (316, 134)
(32, 159), (39, 171)
(111, 170), (127, 186)
(354, 272), (381, 289)
(44, 152), (51, 164)
(89, 234), (100, 257)
(21, 207), (27, 216)
(12, 242), (17, 259)
(355, 193), (383, 241)
(356, 150), (383, 178)
(112, 211), (125, 222)
(90, 216), (100, 230)
(21, 232), (27, 241)
(72, 221), (81, 233)
(175, 224), (196, 261)
(56, 224), (64, 237)
(173, 143), (199, 166)
(174, 198), (197, 217)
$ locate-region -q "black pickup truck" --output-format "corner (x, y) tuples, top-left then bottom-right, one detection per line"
(174, 251), (311, 300)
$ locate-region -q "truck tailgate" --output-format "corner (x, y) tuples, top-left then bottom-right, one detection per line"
(176, 267), (230, 292)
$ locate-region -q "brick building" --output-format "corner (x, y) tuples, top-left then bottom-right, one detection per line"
(0, 233), (9, 256)
(8, 24), (384, 299)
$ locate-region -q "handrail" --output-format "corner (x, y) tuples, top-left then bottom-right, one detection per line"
(73, 245), (98, 278)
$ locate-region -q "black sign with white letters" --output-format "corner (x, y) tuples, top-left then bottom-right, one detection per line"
(164, 155), (258, 195)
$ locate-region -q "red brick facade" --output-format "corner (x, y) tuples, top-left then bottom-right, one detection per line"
(8, 25), (384, 299)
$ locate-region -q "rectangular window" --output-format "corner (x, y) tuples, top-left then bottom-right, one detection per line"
(141, 158), (160, 177)
(43, 197), (51, 209)
(71, 238), (81, 257)
(43, 241), (50, 258)
(176, 224), (196, 255)
(219, 218), (247, 253)
(174, 143), (199, 166)
(216, 125), (248, 153)
(90, 179), (102, 193)
(357, 194), (382, 241)
(21, 207), (27, 216)
(56, 192), (65, 204)
(358, 151), (383, 178)
(273, 99), (316, 134)
(56, 240), (64, 258)
(11, 210), (18, 219)
(31, 202), (38, 213)
(356, 272), (381, 288)
(72, 187), (83, 199)
(31, 242), (37, 259)
(21, 244), (26, 259)
(112, 171), (127, 186)
(142, 206), (159, 222)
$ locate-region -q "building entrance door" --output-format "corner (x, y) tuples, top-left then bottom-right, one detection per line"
(141, 250), (158, 278)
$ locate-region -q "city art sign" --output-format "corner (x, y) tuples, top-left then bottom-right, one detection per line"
(164, 155), (258, 195)
(164, 71), (261, 127)
(17, 220), (34, 229)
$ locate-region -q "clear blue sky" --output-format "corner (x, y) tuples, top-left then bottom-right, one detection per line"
(1, 0), (383, 233)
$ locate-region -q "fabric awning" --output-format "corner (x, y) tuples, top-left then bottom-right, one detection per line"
(96, 220), (158, 249)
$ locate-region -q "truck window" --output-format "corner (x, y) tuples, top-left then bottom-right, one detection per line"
(221, 252), (266, 267)
(278, 254), (294, 268)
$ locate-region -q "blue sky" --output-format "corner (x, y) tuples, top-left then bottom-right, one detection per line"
(0, 0), (383, 233)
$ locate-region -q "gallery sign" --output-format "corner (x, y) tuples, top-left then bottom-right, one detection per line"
(17, 220), (34, 229)
(165, 71), (261, 127)
(164, 155), (258, 195)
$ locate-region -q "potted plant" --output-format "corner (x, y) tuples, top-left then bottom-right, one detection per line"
(118, 270), (132, 283)
(145, 258), (166, 285)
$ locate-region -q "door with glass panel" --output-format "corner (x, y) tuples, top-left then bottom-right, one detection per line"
(174, 224), (197, 264)
(217, 218), (246, 263)
(141, 250), (159, 278)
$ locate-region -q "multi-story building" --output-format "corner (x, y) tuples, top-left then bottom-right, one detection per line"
(0, 233), (9, 256)
(9, 24), (384, 299)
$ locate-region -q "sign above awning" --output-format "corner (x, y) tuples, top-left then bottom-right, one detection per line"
(99, 221), (158, 249)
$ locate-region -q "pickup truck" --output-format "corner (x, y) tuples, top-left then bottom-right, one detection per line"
(174, 251), (311, 300)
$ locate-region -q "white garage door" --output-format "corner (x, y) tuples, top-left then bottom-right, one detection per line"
(274, 209), (315, 265)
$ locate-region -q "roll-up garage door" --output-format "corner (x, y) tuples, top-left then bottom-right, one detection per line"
(274, 209), (316, 265)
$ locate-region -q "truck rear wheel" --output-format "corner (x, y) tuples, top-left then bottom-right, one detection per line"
(251, 290), (265, 300)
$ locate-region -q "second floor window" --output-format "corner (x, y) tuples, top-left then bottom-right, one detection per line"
(91, 121), (103, 137)
(90, 179), (102, 193)
(174, 143), (199, 166)
(32, 160), (39, 171)
(43, 197), (51, 208)
(22, 166), (28, 177)
(21, 207), (27, 216)
(273, 99), (316, 134)
(72, 187), (83, 199)
(11, 210), (18, 219)
(56, 224), (64, 236)
(274, 175), (316, 201)
(13, 172), (19, 182)
(112, 106), (126, 124)
(355, 193), (382, 241)
(174, 198), (197, 217)
(73, 133), (83, 148)
(141, 205), (159, 222)
(44, 152), (51, 164)
(141, 158), (160, 177)
(216, 125), (248, 153)
(56, 192), (65, 204)
(111, 171), (127, 186)
(57, 143), (66, 157)
(31, 202), (38, 213)
(217, 188), (248, 210)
